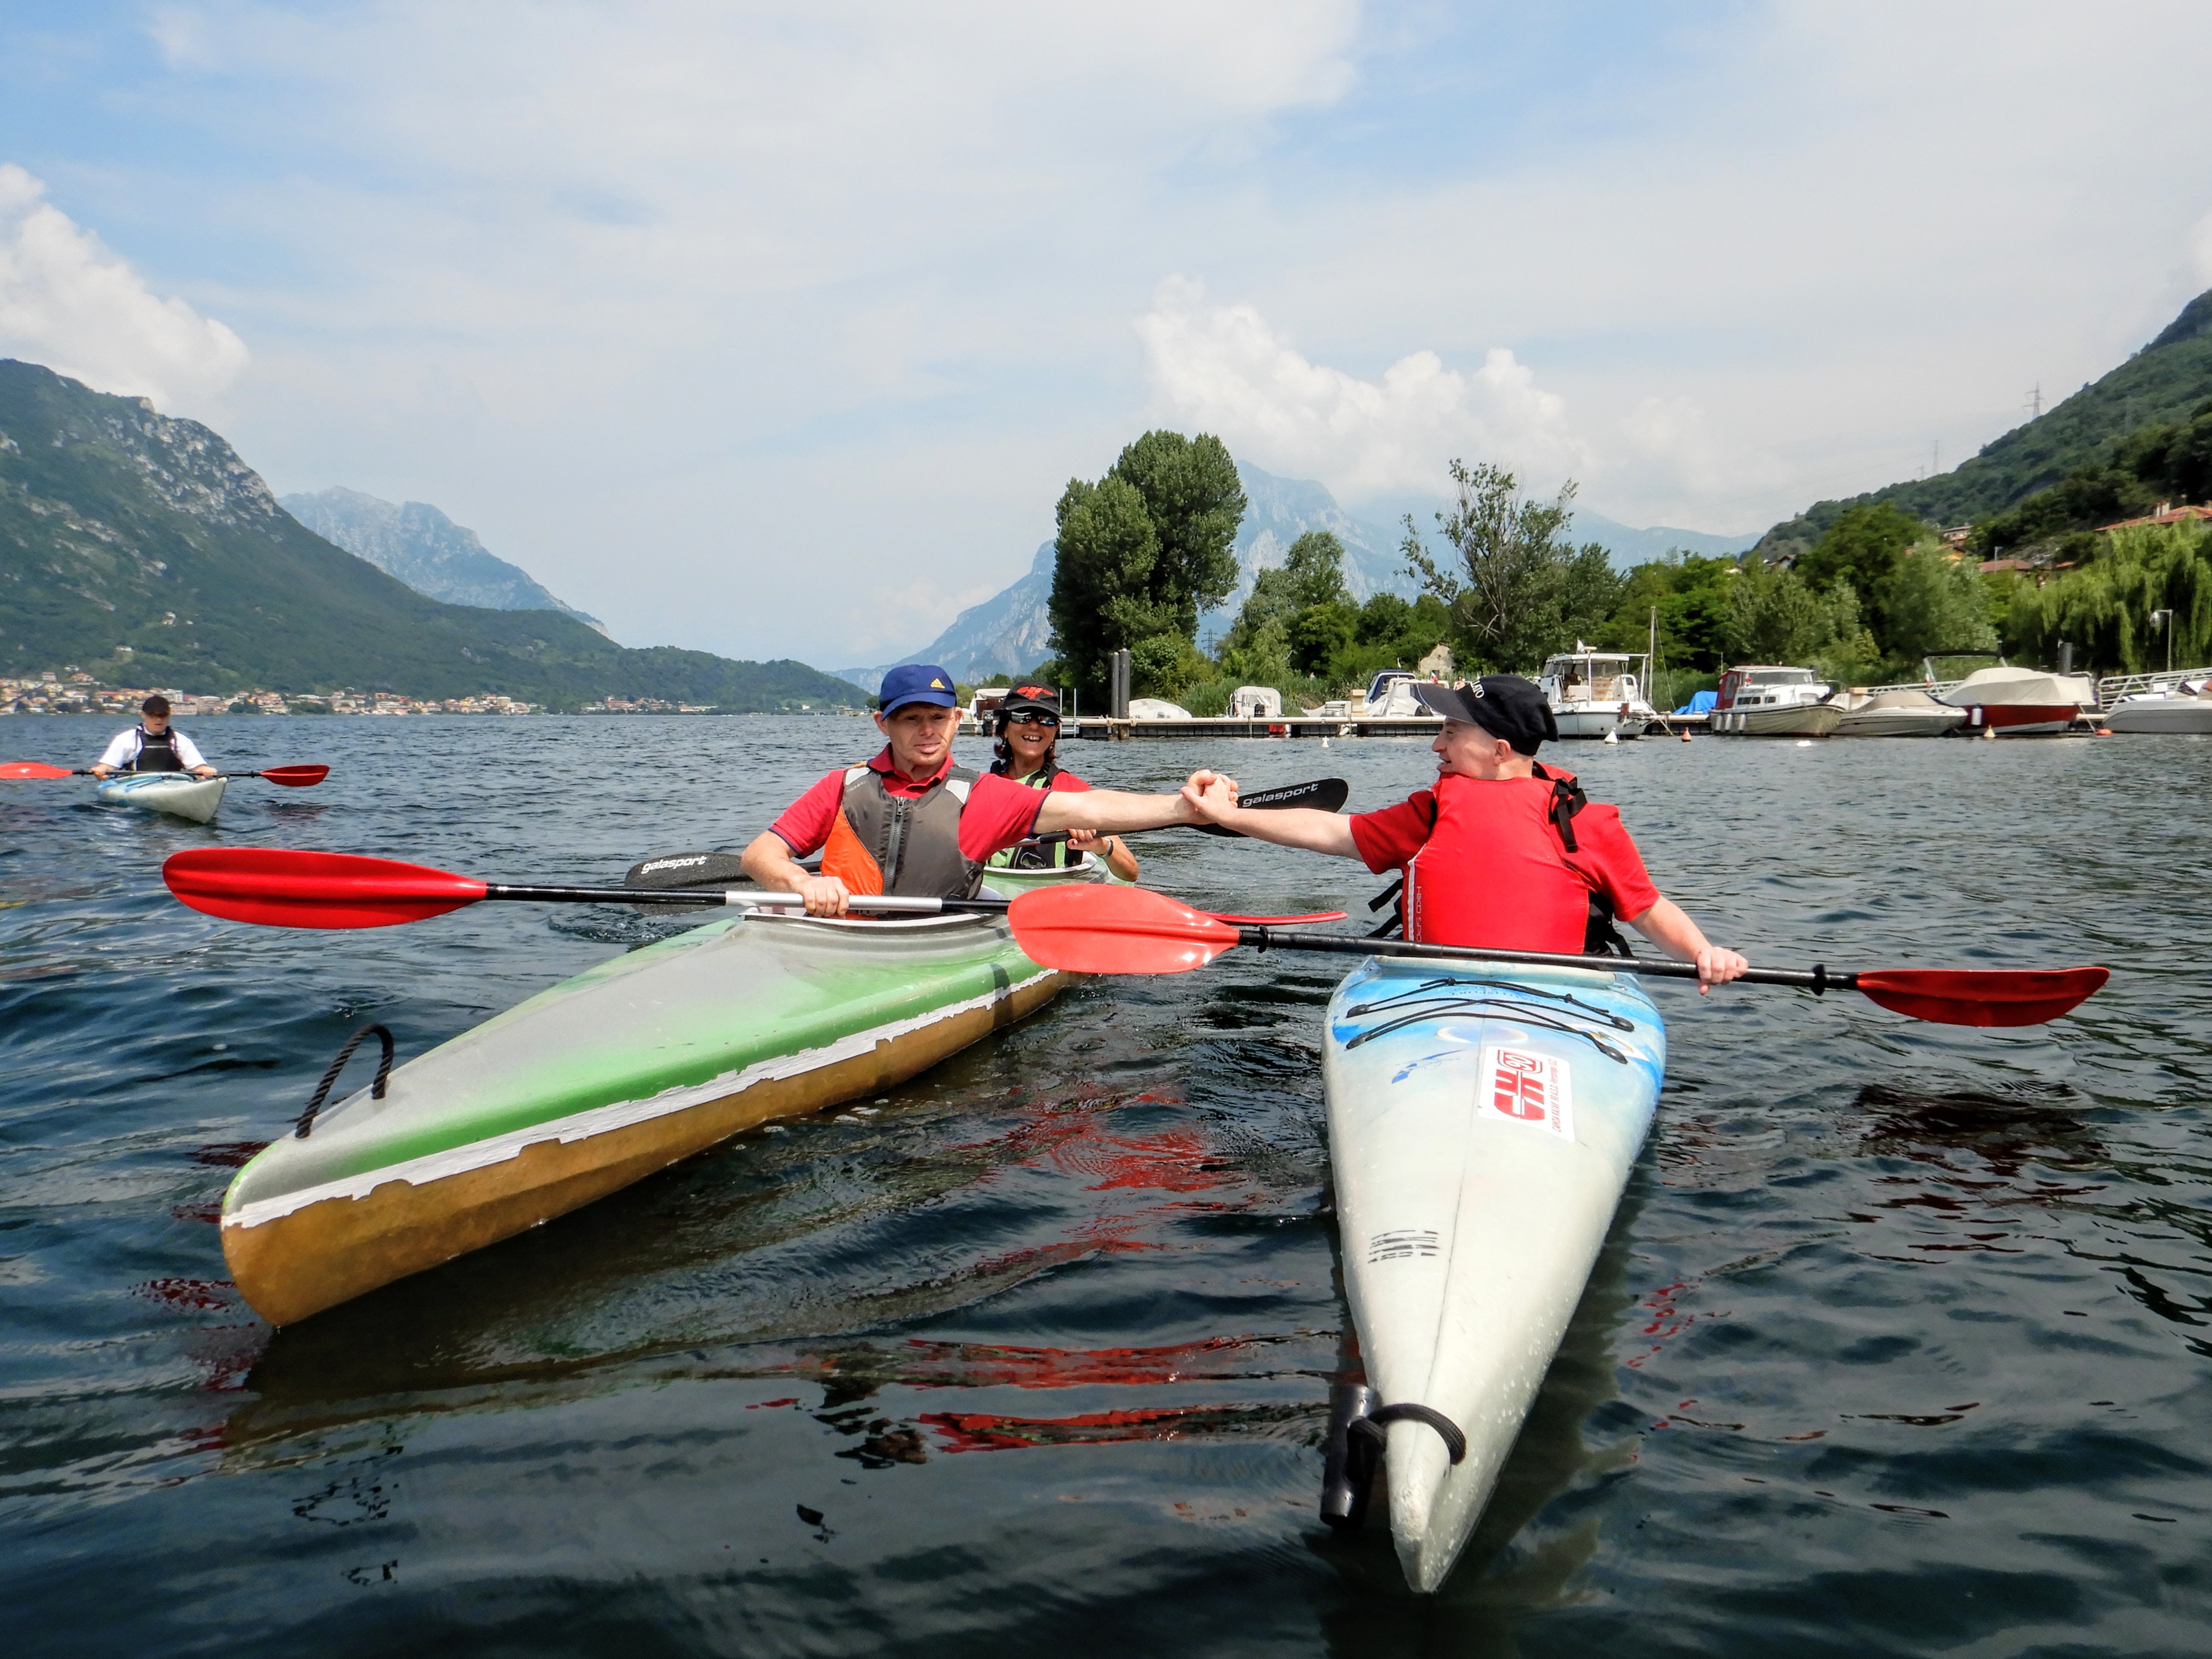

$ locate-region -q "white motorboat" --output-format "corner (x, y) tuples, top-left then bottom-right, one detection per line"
(2103, 680), (2212, 734)
(1362, 671), (1439, 720)
(1709, 665), (1842, 736)
(1536, 645), (1654, 740)
(1940, 665), (2095, 736)
(1833, 687), (1968, 738)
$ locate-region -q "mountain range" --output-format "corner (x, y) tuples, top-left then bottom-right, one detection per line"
(0, 360), (864, 711)
(281, 486), (610, 636)
(834, 464), (1758, 690)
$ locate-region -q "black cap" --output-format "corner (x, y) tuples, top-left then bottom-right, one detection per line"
(1414, 675), (1556, 753)
(141, 694), (171, 716)
(998, 683), (1061, 717)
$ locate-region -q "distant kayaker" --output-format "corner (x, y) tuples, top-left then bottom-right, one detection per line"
(985, 684), (1141, 882)
(742, 663), (1211, 916)
(88, 695), (217, 779)
(1181, 674), (1750, 990)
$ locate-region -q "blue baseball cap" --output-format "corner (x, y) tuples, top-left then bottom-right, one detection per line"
(878, 663), (959, 713)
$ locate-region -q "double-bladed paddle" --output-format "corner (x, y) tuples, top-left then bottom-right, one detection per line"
(1000, 885), (2109, 1028)
(0, 762), (329, 786)
(161, 849), (1346, 931)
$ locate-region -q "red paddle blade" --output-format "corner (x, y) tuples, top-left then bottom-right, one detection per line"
(0, 762), (74, 779)
(258, 765), (329, 787)
(1855, 966), (2109, 1027)
(1205, 909), (1348, 926)
(164, 849), (488, 929)
(1008, 885), (1241, 975)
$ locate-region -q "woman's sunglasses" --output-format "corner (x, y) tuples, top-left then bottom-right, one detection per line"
(1004, 711), (1059, 728)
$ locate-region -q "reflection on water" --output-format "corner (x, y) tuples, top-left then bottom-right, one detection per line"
(2, 715), (2210, 1655)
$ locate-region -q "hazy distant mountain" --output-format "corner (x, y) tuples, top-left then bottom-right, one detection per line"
(835, 462), (1756, 689)
(281, 486), (610, 637)
(1757, 284), (2212, 557)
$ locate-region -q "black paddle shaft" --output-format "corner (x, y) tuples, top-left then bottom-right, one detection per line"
(1234, 927), (1857, 994)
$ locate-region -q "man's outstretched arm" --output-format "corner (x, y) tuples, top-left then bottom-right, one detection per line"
(1034, 769), (1234, 837)
(1174, 774), (1361, 858)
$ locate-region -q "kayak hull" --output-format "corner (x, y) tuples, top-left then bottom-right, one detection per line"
(96, 772), (225, 822)
(223, 909), (1074, 1325)
(1322, 955), (1666, 1593)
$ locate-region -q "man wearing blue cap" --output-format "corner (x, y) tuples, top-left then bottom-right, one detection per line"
(742, 663), (1220, 916)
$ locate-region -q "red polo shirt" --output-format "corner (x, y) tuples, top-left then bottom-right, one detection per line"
(769, 748), (1050, 864)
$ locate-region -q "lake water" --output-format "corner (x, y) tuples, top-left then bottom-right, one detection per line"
(2, 714), (2207, 1657)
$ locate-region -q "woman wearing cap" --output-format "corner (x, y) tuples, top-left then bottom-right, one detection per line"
(88, 695), (217, 779)
(1178, 674), (1748, 991)
(986, 685), (1141, 882)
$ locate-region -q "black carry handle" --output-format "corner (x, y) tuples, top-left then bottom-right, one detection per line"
(295, 1023), (394, 1139)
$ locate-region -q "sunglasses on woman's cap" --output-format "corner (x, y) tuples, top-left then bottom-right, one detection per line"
(1004, 710), (1059, 727)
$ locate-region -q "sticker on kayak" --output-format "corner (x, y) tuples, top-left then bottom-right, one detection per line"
(1367, 1229), (1439, 1263)
(1479, 1045), (1575, 1141)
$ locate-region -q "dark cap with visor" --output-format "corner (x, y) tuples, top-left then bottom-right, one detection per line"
(998, 684), (1061, 719)
(1413, 675), (1557, 754)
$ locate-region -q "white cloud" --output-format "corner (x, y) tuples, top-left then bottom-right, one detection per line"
(0, 164), (248, 409)
(2189, 207), (2212, 289)
(1137, 276), (1592, 502)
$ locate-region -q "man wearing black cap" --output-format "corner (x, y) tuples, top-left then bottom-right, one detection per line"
(742, 662), (1216, 916)
(1180, 674), (1747, 988)
(89, 695), (217, 779)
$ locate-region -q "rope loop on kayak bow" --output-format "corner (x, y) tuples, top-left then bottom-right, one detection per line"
(295, 1023), (395, 1139)
(1350, 1402), (1467, 1465)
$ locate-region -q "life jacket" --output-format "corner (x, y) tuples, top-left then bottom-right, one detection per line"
(819, 761), (985, 899)
(1368, 762), (1633, 956)
(987, 757), (1068, 870)
(123, 727), (185, 773)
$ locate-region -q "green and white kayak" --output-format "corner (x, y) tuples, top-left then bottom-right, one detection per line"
(225, 876), (1090, 1325)
(96, 771), (225, 823)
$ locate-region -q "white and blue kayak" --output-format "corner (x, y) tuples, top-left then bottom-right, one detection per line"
(1321, 953), (1666, 1592)
(95, 771), (226, 823)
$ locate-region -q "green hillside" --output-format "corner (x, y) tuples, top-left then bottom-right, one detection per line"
(0, 361), (863, 711)
(1757, 287), (2212, 558)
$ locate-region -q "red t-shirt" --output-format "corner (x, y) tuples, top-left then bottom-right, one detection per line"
(768, 748), (1052, 864)
(1348, 779), (1661, 922)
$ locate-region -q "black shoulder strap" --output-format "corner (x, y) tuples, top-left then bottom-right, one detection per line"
(1532, 761), (1588, 853)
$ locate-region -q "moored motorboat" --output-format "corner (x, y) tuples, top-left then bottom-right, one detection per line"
(2102, 680), (2212, 733)
(95, 771), (226, 822)
(1941, 664), (2096, 736)
(1708, 665), (1842, 735)
(1536, 645), (1655, 739)
(1833, 687), (1968, 738)
(221, 894), (1089, 1325)
(1319, 954), (1666, 1592)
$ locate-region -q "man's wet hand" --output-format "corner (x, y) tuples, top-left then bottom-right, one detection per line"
(796, 874), (852, 917)
(1695, 946), (1748, 992)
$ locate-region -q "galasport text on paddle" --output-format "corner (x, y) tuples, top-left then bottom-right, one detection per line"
(160, 849), (1348, 930)
(0, 762), (330, 786)
(1000, 885), (2109, 1029)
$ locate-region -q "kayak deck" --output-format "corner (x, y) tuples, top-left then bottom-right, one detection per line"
(224, 907), (1074, 1324)
(96, 772), (225, 822)
(1321, 954), (1666, 1592)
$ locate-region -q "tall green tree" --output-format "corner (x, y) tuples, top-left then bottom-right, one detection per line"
(1797, 502), (1925, 647)
(1880, 545), (1997, 662)
(1048, 430), (1245, 696)
(1719, 560), (1862, 664)
(2007, 518), (2212, 670)
(1401, 460), (1620, 670)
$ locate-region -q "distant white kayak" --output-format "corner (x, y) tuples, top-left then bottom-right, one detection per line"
(95, 772), (226, 823)
(1322, 953), (1667, 1592)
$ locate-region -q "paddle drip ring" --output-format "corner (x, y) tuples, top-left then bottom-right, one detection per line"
(295, 1023), (395, 1139)
(1350, 1402), (1467, 1465)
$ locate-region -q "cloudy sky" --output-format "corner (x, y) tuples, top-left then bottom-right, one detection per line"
(3, 2), (2210, 667)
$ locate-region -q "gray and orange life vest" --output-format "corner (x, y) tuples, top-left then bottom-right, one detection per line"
(820, 762), (986, 899)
